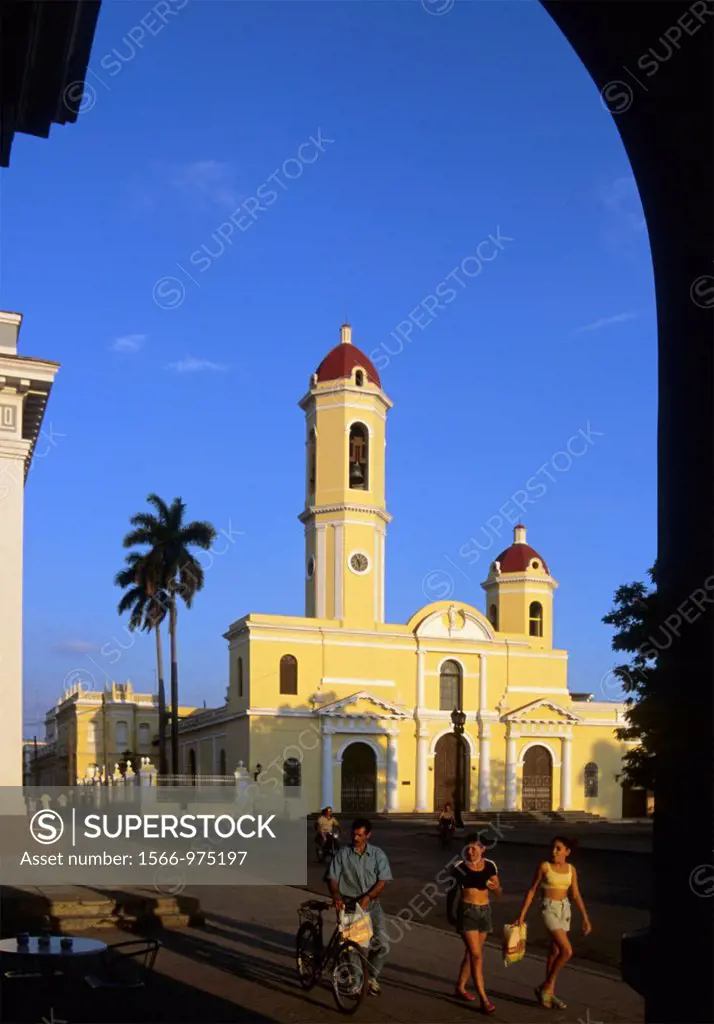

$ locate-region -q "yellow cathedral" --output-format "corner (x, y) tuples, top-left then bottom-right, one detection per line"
(177, 324), (636, 819)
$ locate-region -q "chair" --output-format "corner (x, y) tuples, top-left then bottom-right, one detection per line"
(84, 938), (161, 989)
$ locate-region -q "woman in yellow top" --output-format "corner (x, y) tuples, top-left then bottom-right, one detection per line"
(516, 836), (592, 1010)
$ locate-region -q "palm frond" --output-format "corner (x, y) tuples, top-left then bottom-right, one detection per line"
(146, 493), (172, 522)
(180, 520), (218, 549)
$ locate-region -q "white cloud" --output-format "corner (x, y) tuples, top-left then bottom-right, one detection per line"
(167, 356), (227, 373)
(575, 312), (638, 334)
(111, 334), (146, 353)
(169, 160), (239, 209)
(52, 640), (99, 654)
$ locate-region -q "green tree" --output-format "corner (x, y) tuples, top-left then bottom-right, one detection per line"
(115, 550), (170, 775)
(121, 494), (217, 776)
(602, 563), (658, 790)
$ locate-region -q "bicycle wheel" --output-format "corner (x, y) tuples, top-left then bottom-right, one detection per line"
(331, 939), (367, 1013)
(296, 922), (320, 990)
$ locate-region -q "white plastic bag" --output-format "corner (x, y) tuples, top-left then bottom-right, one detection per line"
(339, 904), (373, 948)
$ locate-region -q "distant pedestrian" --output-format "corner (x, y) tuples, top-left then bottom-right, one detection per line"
(326, 817), (393, 996)
(446, 834), (501, 1014)
(516, 835), (592, 1010)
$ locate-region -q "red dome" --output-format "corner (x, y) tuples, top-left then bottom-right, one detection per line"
(315, 343), (381, 388)
(494, 543), (549, 574)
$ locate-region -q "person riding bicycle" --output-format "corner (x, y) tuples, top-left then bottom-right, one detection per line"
(315, 806), (341, 854)
(326, 817), (393, 997)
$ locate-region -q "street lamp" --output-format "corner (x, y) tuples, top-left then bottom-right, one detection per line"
(450, 709), (467, 829)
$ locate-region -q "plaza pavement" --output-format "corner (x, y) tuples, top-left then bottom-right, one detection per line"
(0, 882), (644, 1022)
(158, 883), (644, 1023)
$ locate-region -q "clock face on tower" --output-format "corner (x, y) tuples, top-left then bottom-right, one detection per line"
(349, 552), (369, 574)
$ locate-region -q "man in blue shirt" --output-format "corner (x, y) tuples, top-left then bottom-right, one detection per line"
(326, 817), (393, 995)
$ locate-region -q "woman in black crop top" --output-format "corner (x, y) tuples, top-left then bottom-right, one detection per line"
(446, 835), (501, 1014)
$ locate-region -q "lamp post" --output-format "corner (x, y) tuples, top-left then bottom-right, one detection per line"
(450, 709), (466, 829)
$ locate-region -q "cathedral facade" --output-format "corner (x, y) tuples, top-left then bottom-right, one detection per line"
(177, 324), (634, 818)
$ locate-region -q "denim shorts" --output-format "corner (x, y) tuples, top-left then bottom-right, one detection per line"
(457, 902), (492, 934)
(541, 897), (571, 933)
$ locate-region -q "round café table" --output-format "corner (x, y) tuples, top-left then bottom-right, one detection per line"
(0, 937), (107, 957)
(0, 936), (108, 1022)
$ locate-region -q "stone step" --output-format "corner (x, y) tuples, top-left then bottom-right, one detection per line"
(0, 886), (204, 937)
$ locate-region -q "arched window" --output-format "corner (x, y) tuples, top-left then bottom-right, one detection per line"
(138, 723), (151, 747)
(237, 656), (244, 698)
(348, 423), (369, 490)
(529, 601), (543, 637)
(116, 720), (128, 748)
(355, 369), (364, 387)
(307, 429), (317, 497)
(284, 757), (301, 794)
(280, 654), (298, 695)
(489, 604), (498, 630)
(439, 660), (463, 711)
(219, 748), (227, 775)
(584, 762), (599, 798)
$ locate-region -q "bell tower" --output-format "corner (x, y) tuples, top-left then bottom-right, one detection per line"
(481, 525), (557, 647)
(298, 324), (392, 626)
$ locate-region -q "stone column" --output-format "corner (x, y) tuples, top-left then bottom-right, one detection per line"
(0, 312), (59, 789)
(387, 732), (399, 812)
(321, 730), (333, 808)
(479, 656), (487, 711)
(505, 734), (518, 811)
(415, 725), (429, 812)
(560, 734), (572, 810)
(334, 524), (344, 619)
(477, 723), (491, 810)
(316, 525), (327, 618)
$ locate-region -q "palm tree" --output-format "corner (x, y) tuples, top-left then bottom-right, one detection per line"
(121, 495), (217, 776)
(115, 550), (170, 775)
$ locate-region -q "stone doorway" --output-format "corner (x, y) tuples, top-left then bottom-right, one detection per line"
(341, 742), (377, 813)
(433, 732), (470, 814)
(522, 744), (553, 811)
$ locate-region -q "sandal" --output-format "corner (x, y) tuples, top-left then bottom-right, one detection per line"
(551, 995), (567, 1010)
(454, 990), (477, 1002)
(481, 1000), (496, 1015)
(535, 986), (553, 1008)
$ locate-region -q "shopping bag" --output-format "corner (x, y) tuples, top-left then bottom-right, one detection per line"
(339, 905), (373, 948)
(502, 922), (527, 967)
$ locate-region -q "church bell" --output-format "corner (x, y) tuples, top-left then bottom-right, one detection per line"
(349, 460), (364, 485)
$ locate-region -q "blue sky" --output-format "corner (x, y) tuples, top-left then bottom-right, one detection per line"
(1, 0), (655, 732)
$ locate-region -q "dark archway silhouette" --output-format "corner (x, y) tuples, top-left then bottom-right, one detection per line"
(340, 742), (376, 813)
(540, 7), (712, 1020)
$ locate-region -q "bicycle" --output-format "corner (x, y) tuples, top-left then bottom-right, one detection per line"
(295, 899), (369, 1013)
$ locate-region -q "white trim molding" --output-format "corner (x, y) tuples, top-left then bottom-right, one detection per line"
(334, 736), (387, 766)
(428, 727), (478, 758)
(517, 739), (562, 769)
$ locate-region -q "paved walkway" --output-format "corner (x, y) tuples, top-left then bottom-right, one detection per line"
(396, 820), (652, 856)
(157, 884), (643, 1023)
(0, 883), (644, 1022)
